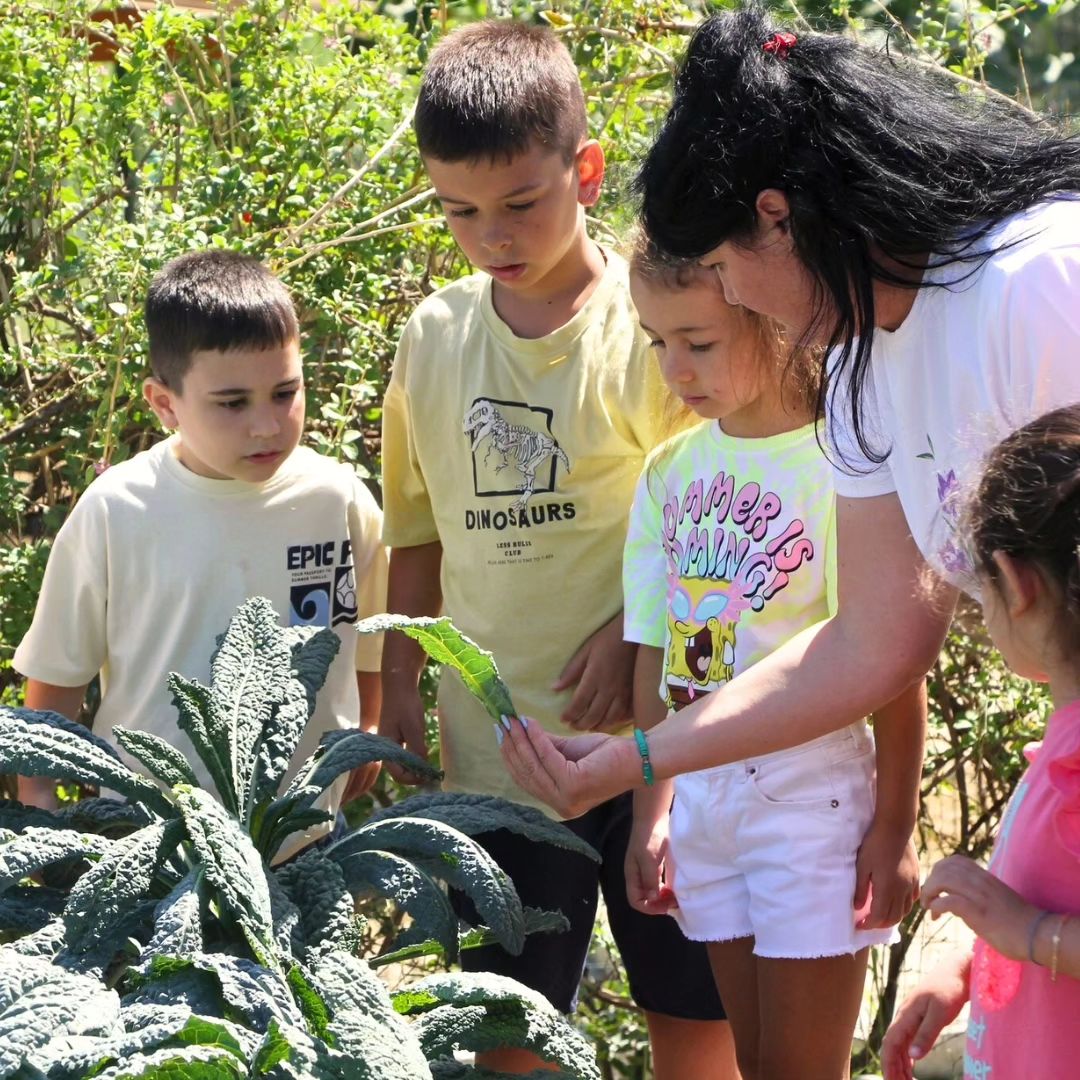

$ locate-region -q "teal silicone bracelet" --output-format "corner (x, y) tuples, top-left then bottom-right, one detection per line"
(633, 727), (655, 787)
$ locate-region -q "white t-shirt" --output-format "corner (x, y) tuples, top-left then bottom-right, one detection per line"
(829, 198), (1080, 592)
(15, 438), (387, 809)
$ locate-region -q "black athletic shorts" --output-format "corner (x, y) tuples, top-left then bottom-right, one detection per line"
(449, 791), (726, 1019)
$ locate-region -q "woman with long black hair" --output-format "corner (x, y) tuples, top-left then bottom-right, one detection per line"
(499, 6), (1080, 1074)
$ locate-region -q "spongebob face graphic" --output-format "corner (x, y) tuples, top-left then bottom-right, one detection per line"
(666, 576), (739, 711)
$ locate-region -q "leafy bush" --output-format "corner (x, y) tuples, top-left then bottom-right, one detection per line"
(0, 598), (602, 1079)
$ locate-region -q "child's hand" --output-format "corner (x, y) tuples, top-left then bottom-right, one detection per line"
(625, 820), (678, 916)
(553, 613), (635, 732)
(377, 688), (431, 785)
(342, 761), (381, 804)
(922, 854), (1041, 961)
(854, 819), (920, 929)
(881, 951), (971, 1080)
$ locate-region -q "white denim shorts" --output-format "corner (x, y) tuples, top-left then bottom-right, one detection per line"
(667, 723), (900, 958)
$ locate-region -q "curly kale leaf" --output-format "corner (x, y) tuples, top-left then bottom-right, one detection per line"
(175, 787), (278, 971)
(369, 793), (599, 863)
(303, 949), (430, 1080)
(396, 972), (599, 1080)
(335, 848), (459, 960)
(63, 820), (184, 957)
(143, 872), (204, 961)
(113, 728), (200, 792)
(273, 850), (353, 953)
(355, 615), (515, 721)
(329, 817), (523, 956)
(0, 709), (171, 818)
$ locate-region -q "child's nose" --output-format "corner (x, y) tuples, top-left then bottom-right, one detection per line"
(663, 350), (694, 384)
(250, 406), (281, 438)
(481, 225), (511, 252)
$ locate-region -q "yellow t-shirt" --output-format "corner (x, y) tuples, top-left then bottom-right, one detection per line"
(382, 252), (668, 812)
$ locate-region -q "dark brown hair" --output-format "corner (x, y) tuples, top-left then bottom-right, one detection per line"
(145, 250), (299, 391)
(415, 20), (587, 164)
(971, 405), (1080, 643)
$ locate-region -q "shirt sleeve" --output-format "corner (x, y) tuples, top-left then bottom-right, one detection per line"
(998, 242), (1080, 427)
(14, 493), (108, 687)
(348, 477), (389, 672)
(826, 350), (897, 500)
(380, 319), (440, 548)
(622, 465), (670, 647)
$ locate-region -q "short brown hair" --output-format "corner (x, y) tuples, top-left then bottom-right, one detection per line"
(415, 20), (587, 164)
(145, 251), (299, 391)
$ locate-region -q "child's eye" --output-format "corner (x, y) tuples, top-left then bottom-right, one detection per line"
(447, 207), (476, 219)
(648, 339), (666, 351)
(508, 201), (536, 212)
(689, 342), (716, 354)
(275, 388), (300, 401)
(217, 399), (246, 411)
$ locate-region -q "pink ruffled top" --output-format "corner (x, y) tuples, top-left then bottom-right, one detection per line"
(965, 699), (1080, 1079)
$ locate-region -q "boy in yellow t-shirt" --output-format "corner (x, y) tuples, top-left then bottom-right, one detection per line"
(379, 20), (736, 1079)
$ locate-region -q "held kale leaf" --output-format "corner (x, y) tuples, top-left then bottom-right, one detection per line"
(355, 615), (517, 721)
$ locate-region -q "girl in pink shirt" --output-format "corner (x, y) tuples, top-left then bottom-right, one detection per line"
(883, 404), (1080, 1080)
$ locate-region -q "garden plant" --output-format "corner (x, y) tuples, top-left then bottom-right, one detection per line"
(0, 596), (606, 1078)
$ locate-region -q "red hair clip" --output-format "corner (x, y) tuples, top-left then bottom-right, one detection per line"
(762, 31), (797, 59)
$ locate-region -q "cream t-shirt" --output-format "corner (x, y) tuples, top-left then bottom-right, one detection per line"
(15, 438), (387, 815)
(382, 253), (667, 812)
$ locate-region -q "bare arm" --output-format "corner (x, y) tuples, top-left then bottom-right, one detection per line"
(342, 670), (384, 803)
(855, 678), (927, 928)
(17, 678), (89, 809)
(378, 541), (443, 782)
(500, 493), (956, 819)
(647, 493), (954, 778)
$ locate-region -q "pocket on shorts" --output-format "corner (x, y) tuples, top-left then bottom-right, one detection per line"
(747, 754), (841, 813)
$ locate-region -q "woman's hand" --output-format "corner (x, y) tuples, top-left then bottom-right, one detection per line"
(881, 951), (971, 1080)
(922, 854), (1041, 961)
(497, 716), (641, 819)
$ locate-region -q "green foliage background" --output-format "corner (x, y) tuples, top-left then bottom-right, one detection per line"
(0, 0), (1074, 1074)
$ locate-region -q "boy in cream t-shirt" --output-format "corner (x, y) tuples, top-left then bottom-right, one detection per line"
(379, 19), (734, 1080)
(15, 251), (387, 837)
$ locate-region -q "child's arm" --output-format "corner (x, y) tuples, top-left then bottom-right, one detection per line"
(378, 541), (443, 784)
(625, 645), (677, 915)
(342, 670), (383, 803)
(855, 678), (926, 929)
(924, 854), (1080, 981)
(553, 610), (636, 732)
(881, 950), (971, 1080)
(17, 678), (89, 809)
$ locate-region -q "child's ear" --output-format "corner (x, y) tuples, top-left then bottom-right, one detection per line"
(575, 140), (605, 208)
(143, 377), (180, 430)
(991, 549), (1040, 618)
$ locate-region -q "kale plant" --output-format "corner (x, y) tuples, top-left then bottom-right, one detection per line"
(0, 598), (600, 1080)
